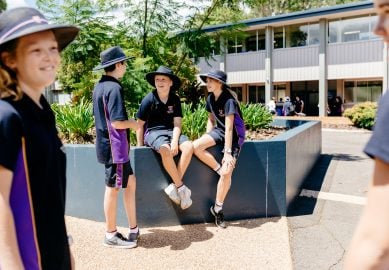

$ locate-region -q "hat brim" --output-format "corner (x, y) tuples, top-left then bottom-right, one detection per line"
(199, 74), (228, 86)
(0, 24), (79, 51)
(93, 56), (133, 71)
(145, 71), (181, 91)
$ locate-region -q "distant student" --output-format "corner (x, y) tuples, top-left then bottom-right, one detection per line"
(193, 69), (245, 228)
(136, 66), (193, 210)
(92, 46), (140, 249)
(0, 7), (79, 269)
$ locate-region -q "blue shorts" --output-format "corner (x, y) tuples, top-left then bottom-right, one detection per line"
(105, 160), (133, 188)
(145, 129), (189, 151)
(208, 129), (241, 158)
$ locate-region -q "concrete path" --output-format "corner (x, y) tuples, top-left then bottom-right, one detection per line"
(66, 128), (372, 270)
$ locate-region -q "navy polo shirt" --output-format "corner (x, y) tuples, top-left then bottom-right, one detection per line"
(0, 95), (70, 270)
(92, 75), (130, 164)
(206, 90), (245, 147)
(136, 90), (183, 131)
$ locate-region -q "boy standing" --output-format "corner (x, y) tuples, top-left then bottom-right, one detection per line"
(93, 46), (140, 248)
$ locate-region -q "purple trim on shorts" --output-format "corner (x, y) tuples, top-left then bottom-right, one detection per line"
(234, 112), (246, 147)
(103, 98), (129, 163)
(9, 148), (41, 270)
(115, 163), (123, 188)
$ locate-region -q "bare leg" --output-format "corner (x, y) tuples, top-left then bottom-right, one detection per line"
(159, 145), (183, 187)
(104, 187), (119, 232)
(193, 134), (218, 169)
(123, 175), (137, 228)
(177, 141), (194, 179)
(216, 159), (235, 203)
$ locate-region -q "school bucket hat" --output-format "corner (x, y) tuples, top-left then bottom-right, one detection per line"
(145, 66), (181, 91)
(0, 7), (79, 51)
(199, 69), (228, 86)
(93, 46), (132, 71)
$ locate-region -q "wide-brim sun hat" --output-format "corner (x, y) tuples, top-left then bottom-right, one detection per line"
(0, 7), (79, 51)
(199, 69), (228, 86)
(145, 66), (181, 91)
(93, 46), (133, 71)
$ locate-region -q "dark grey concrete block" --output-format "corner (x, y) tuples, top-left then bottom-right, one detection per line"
(65, 120), (321, 227)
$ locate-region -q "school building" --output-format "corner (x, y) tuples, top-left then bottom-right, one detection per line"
(196, 1), (387, 116)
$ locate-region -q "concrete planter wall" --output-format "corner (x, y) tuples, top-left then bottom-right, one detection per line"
(65, 119), (321, 227)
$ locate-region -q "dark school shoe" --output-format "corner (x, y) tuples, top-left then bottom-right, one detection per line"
(210, 206), (227, 229)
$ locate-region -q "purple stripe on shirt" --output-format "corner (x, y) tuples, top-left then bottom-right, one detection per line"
(234, 113), (246, 147)
(9, 148), (41, 270)
(115, 163), (123, 188)
(102, 98), (129, 163)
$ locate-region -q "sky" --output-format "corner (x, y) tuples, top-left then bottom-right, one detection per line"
(6, 0), (36, 9)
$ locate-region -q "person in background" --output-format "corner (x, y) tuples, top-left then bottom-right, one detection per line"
(92, 46), (140, 249)
(0, 7), (79, 269)
(136, 66), (193, 210)
(344, 0), (389, 268)
(282, 96), (295, 116)
(331, 96), (343, 116)
(267, 96), (276, 115)
(294, 95), (305, 116)
(193, 69), (245, 229)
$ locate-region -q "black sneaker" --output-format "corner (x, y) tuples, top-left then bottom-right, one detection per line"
(103, 232), (137, 249)
(128, 230), (140, 243)
(210, 206), (227, 229)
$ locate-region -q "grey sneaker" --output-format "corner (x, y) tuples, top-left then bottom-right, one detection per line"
(178, 185), (192, 210)
(128, 230), (140, 244)
(210, 206), (227, 229)
(103, 232), (137, 249)
(164, 183), (180, 205)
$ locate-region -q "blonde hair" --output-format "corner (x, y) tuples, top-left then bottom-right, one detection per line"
(0, 40), (23, 100)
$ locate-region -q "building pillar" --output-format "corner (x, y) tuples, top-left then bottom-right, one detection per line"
(318, 19), (328, 116)
(265, 26), (273, 104)
(383, 42), (389, 94)
(220, 36), (226, 72)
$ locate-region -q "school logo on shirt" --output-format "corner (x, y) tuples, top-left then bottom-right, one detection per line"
(218, 109), (225, 117)
(167, 106), (174, 114)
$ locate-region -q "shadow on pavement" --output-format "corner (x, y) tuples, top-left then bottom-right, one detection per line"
(331, 153), (368, 162)
(287, 154), (332, 216)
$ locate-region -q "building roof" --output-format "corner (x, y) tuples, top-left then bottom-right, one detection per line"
(202, 1), (374, 32)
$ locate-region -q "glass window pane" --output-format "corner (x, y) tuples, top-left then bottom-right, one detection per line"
(274, 27), (284, 49)
(344, 81), (355, 103)
(328, 20), (341, 43)
(258, 86), (265, 104)
(308, 23), (320, 45)
(258, 30), (266, 50)
(370, 81), (382, 102)
(286, 24), (308, 47)
(227, 38), (235, 54)
(356, 81), (368, 102)
(370, 15), (380, 40)
(342, 16), (370, 42)
(248, 86), (257, 103)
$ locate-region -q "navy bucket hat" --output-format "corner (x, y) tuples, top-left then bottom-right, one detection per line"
(0, 7), (79, 51)
(93, 46), (132, 71)
(145, 66), (181, 91)
(199, 69), (229, 87)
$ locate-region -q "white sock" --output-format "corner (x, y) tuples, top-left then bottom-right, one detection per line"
(177, 185), (185, 192)
(213, 164), (221, 175)
(105, 230), (117, 239)
(129, 226), (139, 234)
(214, 201), (223, 213)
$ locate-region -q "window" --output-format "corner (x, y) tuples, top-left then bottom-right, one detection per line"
(329, 15), (378, 43)
(248, 85), (265, 104)
(286, 24), (308, 47)
(344, 80), (382, 103)
(231, 87), (243, 101)
(274, 27), (284, 49)
(274, 84), (286, 101)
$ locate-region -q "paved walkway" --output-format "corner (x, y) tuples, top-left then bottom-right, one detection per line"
(66, 123), (373, 270)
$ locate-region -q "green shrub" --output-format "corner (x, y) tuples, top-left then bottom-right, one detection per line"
(343, 102), (377, 130)
(240, 103), (273, 130)
(181, 102), (208, 140)
(52, 98), (94, 143)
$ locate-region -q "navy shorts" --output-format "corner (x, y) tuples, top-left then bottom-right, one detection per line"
(105, 160), (133, 188)
(208, 129), (241, 158)
(145, 129), (189, 151)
